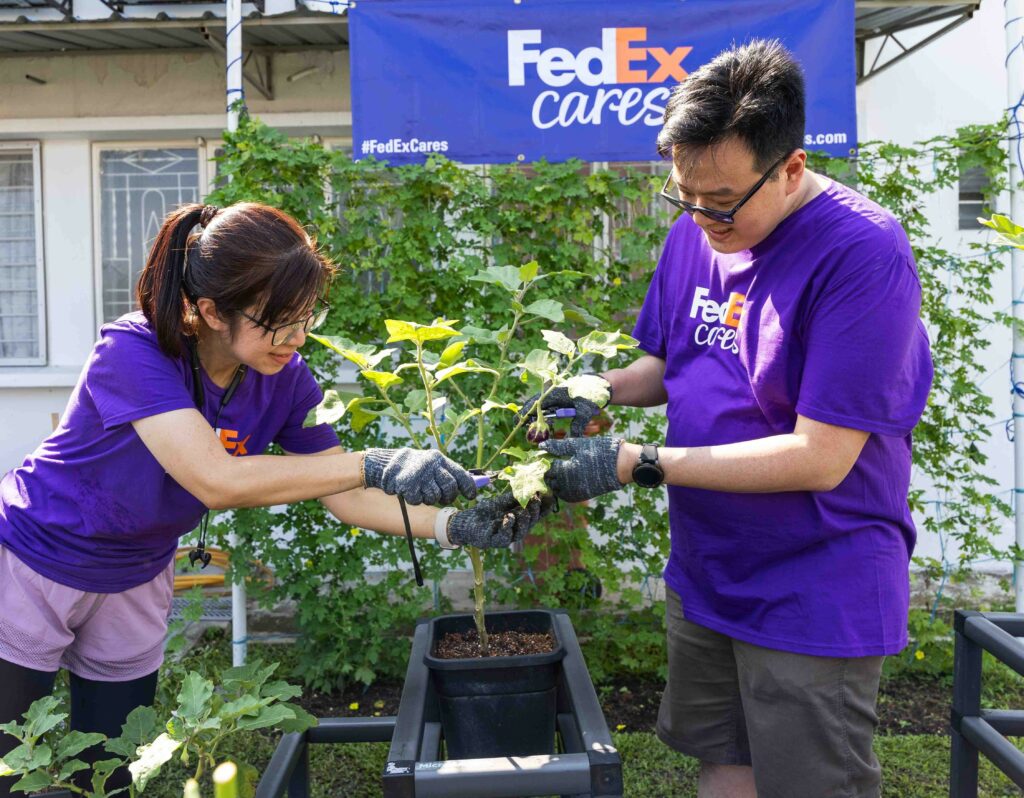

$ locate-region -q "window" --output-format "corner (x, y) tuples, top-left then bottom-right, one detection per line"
(96, 146), (202, 324)
(959, 164), (991, 231)
(0, 142), (45, 365)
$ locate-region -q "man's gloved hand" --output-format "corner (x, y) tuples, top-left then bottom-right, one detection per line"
(448, 492), (550, 548)
(362, 448), (478, 505)
(517, 374), (612, 437)
(539, 436), (624, 502)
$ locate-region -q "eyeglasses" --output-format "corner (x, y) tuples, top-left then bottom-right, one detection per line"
(240, 299), (330, 346)
(658, 153), (790, 225)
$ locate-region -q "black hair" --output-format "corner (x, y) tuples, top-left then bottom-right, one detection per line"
(136, 202), (335, 358)
(656, 39), (806, 173)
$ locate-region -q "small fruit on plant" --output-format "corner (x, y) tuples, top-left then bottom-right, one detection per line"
(526, 421), (550, 444)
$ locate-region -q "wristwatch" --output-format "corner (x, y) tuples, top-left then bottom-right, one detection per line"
(632, 443), (664, 488)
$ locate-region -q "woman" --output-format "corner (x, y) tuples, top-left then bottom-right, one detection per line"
(0, 202), (542, 794)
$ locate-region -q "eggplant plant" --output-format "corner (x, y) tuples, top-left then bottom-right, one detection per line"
(0, 661), (315, 798)
(305, 262), (637, 653)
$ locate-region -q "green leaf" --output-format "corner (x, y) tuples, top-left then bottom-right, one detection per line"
(403, 390), (428, 413)
(541, 330), (575, 356)
(460, 325), (507, 345)
(129, 734), (183, 793)
(217, 695), (269, 722)
(56, 731), (106, 760)
(439, 340), (466, 367)
(980, 214), (1024, 248)
(24, 696), (63, 738)
(107, 705), (160, 758)
(498, 458), (552, 507)
(518, 260), (540, 283)
(533, 269), (588, 282)
(57, 759), (92, 782)
(524, 299), (564, 323)
(276, 704), (318, 734)
(433, 360), (500, 386)
(521, 349), (560, 383)
(468, 265), (521, 292)
(309, 334), (391, 369)
(92, 757), (124, 796)
(235, 704), (296, 732)
(384, 318), (461, 344)
(563, 303), (602, 326)
(11, 771), (53, 794)
(176, 673), (214, 723)
(261, 680), (303, 702)
(303, 388), (347, 428)
(501, 446), (530, 462)
(576, 330), (639, 358)
(482, 400), (521, 414)
(561, 374), (611, 406)
(347, 398), (382, 433)
(361, 370), (404, 391)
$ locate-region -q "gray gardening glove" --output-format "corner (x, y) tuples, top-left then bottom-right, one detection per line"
(540, 436), (624, 502)
(448, 493), (549, 549)
(517, 374), (611, 437)
(362, 448), (477, 506)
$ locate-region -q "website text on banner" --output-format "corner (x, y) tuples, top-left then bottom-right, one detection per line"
(348, 0), (856, 165)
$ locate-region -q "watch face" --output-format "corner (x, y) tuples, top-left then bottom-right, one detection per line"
(633, 463), (663, 488)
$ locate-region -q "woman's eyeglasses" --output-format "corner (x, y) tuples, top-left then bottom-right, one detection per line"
(658, 153), (790, 225)
(240, 299), (330, 346)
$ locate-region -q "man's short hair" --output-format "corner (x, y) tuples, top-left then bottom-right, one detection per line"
(656, 39), (806, 173)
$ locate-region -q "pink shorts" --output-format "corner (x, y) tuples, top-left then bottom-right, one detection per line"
(0, 545), (175, 681)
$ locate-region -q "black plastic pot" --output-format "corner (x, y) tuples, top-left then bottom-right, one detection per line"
(423, 609), (567, 759)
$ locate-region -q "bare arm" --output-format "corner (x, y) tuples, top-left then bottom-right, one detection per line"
(132, 409), (365, 510)
(615, 414), (869, 493)
(294, 445), (441, 539)
(601, 355), (668, 407)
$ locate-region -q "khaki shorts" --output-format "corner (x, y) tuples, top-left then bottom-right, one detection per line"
(657, 587), (883, 798)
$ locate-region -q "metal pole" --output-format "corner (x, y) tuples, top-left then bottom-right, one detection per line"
(225, 0), (247, 666)
(1008, 0), (1024, 613)
(950, 611), (983, 797)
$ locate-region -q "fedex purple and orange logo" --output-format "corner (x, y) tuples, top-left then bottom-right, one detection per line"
(508, 28), (692, 87)
(218, 428), (251, 457)
(507, 28), (692, 130)
(690, 286), (745, 354)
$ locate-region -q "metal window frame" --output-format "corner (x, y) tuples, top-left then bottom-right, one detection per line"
(91, 139), (210, 327)
(0, 140), (46, 367)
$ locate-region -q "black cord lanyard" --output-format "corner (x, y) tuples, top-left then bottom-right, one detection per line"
(188, 340), (247, 569)
(398, 496), (423, 587)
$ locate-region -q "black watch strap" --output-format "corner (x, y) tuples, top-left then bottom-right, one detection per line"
(632, 443), (664, 488)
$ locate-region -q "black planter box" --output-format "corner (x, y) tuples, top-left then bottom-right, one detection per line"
(384, 608), (622, 798)
(424, 609), (566, 759)
(254, 609), (622, 798)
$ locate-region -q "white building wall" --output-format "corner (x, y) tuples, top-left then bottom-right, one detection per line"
(857, 0), (1012, 567)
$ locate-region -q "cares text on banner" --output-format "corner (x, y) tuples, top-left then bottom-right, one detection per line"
(508, 27), (693, 130)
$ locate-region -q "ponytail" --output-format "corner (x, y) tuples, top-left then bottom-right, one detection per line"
(136, 203), (205, 358)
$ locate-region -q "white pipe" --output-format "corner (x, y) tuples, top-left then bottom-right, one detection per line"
(1007, 0), (1024, 613)
(226, 0), (247, 665)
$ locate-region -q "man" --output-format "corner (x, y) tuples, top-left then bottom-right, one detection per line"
(524, 39), (933, 797)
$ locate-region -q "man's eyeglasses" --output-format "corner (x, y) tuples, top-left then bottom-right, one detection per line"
(240, 299), (330, 346)
(658, 153), (790, 225)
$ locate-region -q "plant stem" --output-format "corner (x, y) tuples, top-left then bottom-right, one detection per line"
(468, 547), (489, 655)
(476, 296), (527, 468)
(416, 343), (446, 454)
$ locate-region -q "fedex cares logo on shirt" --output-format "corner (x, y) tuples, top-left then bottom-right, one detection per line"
(690, 286), (745, 355)
(218, 428), (250, 457)
(507, 28), (691, 130)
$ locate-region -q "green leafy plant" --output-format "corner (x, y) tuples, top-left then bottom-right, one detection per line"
(306, 261), (637, 652)
(0, 662), (314, 798)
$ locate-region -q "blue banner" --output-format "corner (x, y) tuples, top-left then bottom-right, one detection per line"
(349, 0), (856, 164)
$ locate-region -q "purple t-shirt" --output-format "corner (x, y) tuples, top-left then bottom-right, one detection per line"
(632, 180), (933, 657)
(0, 312), (339, 594)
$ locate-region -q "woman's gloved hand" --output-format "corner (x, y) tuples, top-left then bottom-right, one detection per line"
(448, 492), (550, 548)
(540, 436), (624, 502)
(362, 448), (478, 505)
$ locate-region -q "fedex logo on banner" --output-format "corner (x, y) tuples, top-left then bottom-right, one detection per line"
(508, 28), (692, 87)
(507, 28), (692, 130)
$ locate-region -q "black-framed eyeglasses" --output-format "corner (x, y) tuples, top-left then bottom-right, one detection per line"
(658, 153), (790, 225)
(240, 299), (330, 346)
